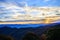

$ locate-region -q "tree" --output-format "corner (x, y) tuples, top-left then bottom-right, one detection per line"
(0, 34), (13, 40)
(44, 28), (60, 40)
(22, 32), (40, 40)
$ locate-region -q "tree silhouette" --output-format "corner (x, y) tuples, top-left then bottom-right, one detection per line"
(22, 32), (40, 40)
(0, 34), (13, 40)
(44, 28), (60, 40)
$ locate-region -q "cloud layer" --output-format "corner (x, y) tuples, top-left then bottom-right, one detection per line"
(0, 0), (60, 22)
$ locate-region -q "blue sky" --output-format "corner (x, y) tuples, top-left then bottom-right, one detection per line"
(0, 0), (60, 21)
(0, 0), (60, 28)
(25, 0), (60, 7)
(0, 0), (60, 7)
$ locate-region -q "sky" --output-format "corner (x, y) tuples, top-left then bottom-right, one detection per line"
(0, 0), (60, 28)
(0, 0), (60, 22)
(0, 0), (60, 7)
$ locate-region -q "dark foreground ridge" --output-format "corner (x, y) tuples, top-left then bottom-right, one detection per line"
(0, 23), (60, 40)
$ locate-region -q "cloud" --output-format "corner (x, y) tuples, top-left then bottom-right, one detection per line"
(43, 0), (57, 2)
(0, 2), (27, 21)
(43, 0), (50, 2)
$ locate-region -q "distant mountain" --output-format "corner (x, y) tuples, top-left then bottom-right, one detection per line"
(0, 23), (60, 40)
